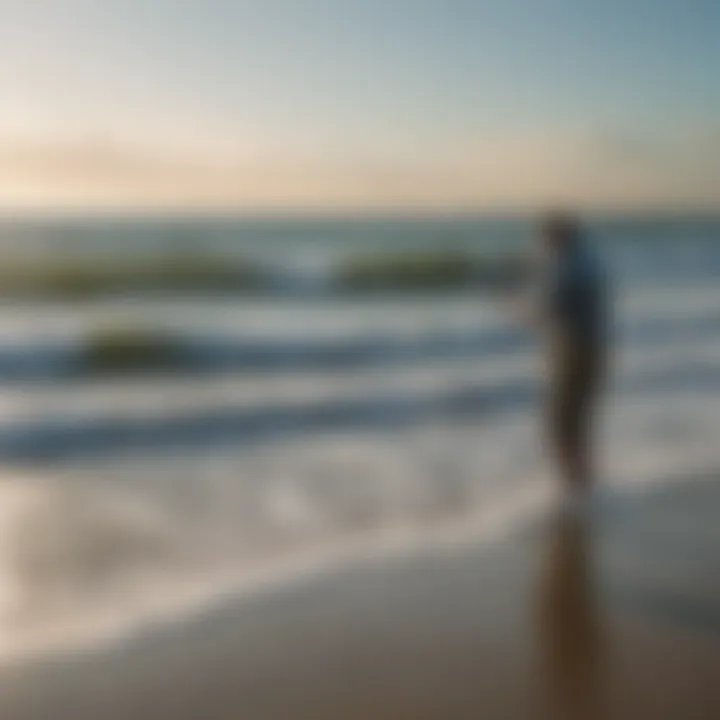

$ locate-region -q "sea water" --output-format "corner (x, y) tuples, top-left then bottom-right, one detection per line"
(0, 214), (718, 660)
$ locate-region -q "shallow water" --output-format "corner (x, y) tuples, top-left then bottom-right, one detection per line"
(0, 215), (718, 660)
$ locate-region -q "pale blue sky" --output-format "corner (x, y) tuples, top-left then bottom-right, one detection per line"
(1, 0), (718, 209)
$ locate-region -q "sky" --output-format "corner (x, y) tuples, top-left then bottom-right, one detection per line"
(0, 0), (718, 212)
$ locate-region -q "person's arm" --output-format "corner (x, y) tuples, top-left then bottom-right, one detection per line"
(503, 254), (558, 331)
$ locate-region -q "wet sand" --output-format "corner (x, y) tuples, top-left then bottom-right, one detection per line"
(1, 478), (719, 720)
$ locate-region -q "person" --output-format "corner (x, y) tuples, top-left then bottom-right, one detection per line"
(527, 213), (608, 496)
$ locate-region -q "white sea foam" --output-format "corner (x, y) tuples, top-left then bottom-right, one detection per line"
(0, 385), (717, 662)
(0, 228), (716, 662)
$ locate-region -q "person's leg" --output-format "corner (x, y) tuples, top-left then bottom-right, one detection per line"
(549, 361), (597, 493)
(565, 395), (594, 491)
(548, 385), (576, 492)
(564, 353), (602, 493)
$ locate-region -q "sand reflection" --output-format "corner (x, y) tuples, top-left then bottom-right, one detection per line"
(537, 515), (606, 720)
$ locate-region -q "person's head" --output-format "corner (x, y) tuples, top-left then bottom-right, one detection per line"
(539, 212), (582, 256)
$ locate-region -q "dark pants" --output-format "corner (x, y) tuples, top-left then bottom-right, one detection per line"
(547, 338), (604, 488)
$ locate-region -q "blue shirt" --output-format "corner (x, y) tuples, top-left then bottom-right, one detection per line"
(548, 239), (607, 344)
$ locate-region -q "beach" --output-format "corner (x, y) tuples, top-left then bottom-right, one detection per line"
(3, 0), (720, 715)
(0, 477), (717, 720)
(0, 217), (717, 717)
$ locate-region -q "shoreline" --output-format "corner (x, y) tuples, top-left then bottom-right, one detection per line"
(0, 476), (718, 719)
(0, 477), (556, 668)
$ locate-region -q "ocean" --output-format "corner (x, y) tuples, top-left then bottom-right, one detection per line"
(0, 214), (718, 660)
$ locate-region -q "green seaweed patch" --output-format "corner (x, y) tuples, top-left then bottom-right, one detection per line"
(0, 253), (263, 299)
(337, 250), (526, 292)
(81, 325), (189, 374)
